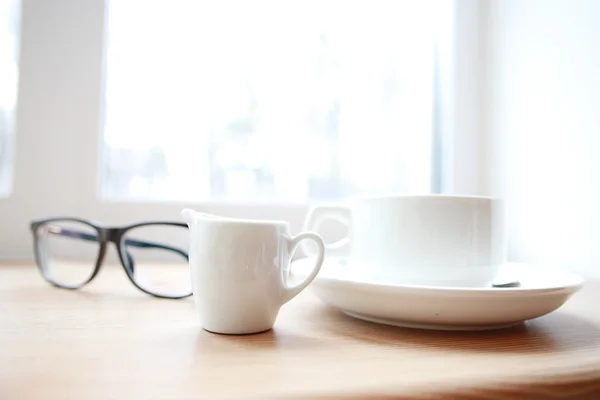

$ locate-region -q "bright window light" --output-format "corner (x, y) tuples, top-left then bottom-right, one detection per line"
(101, 0), (439, 204)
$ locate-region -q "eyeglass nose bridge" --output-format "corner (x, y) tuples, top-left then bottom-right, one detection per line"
(100, 227), (124, 244)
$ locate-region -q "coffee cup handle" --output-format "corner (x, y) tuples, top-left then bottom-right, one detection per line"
(300, 205), (351, 258)
(280, 232), (325, 305)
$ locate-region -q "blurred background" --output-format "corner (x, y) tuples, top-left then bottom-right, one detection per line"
(1, 0), (599, 278)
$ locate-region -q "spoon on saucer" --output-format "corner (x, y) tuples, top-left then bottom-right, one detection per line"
(492, 278), (521, 288)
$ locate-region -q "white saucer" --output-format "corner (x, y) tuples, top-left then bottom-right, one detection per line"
(290, 257), (585, 331)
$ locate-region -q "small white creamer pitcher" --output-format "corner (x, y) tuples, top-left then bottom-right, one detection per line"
(181, 209), (325, 335)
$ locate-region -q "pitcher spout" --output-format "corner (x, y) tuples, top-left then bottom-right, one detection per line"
(181, 208), (230, 228)
(181, 208), (198, 228)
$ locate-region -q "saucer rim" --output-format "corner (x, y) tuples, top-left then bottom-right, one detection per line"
(292, 257), (585, 296)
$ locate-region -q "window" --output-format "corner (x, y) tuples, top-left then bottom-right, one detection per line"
(2, 0), (483, 261)
(101, 0), (440, 204)
(0, 0), (20, 197)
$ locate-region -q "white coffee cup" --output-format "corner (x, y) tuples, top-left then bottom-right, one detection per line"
(301, 194), (507, 288)
(181, 209), (325, 335)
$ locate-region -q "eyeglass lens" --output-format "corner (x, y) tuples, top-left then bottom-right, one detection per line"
(35, 220), (100, 288)
(120, 224), (191, 297)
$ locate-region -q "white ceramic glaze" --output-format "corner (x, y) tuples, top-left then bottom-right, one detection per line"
(302, 194), (507, 287)
(182, 209), (325, 335)
(291, 256), (584, 331)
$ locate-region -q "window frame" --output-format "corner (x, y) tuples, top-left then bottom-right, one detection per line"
(0, 0), (487, 261)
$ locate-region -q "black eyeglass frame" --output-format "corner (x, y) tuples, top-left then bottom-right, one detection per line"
(29, 216), (191, 299)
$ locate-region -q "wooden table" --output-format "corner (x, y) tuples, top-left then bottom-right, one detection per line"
(1, 264), (600, 400)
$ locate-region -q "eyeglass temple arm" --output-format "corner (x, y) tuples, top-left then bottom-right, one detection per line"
(51, 229), (189, 260)
(123, 237), (189, 260)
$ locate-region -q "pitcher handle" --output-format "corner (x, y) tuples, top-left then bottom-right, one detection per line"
(300, 205), (351, 258)
(280, 232), (325, 305)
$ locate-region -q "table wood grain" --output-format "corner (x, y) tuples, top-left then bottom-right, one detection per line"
(1, 263), (600, 399)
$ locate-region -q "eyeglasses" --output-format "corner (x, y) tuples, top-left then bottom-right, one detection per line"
(29, 217), (192, 299)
